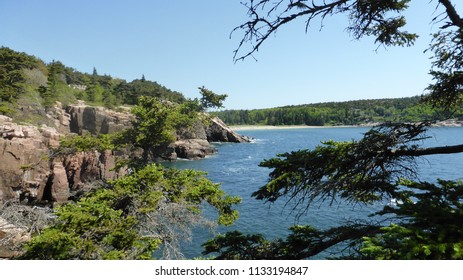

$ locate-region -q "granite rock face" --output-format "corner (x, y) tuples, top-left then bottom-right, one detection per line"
(66, 103), (250, 160)
(1, 116), (56, 203)
(49, 162), (69, 203)
(173, 139), (218, 160)
(206, 117), (250, 143)
(169, 118), (250, 160)
(0, 115), (125, 204)
(62, 150), (127, 192)
(0, 102), (248, 203)
(67, 102), (133, 135)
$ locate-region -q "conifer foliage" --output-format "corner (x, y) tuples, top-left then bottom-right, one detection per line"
(205, 0), (463, 260)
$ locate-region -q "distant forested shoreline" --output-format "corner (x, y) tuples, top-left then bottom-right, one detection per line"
(214, 97), (463, 126)
(4, 46), (461, 128)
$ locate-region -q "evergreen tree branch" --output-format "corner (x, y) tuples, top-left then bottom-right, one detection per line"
(438, 0), (463, 29)
(232, 0), (417, 61)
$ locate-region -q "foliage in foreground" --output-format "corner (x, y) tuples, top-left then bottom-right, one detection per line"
(205, 178), (463, 260)
(202, 0), (463, 260)
(16, 91), (239, 260)
(19, 164), (240, 260)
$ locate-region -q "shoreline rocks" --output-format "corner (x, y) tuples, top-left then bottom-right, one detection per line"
(433, 119), (463, 127)
(0, 102), (250, 204)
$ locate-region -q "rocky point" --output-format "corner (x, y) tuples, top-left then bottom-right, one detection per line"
(0, 101), (249, 205)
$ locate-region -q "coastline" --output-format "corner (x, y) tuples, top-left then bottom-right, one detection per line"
(230, 119), (463, 131)
(229, 125), (359, 131)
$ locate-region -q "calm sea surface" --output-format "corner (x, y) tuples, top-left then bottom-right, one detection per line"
(163, 127), (463, 259)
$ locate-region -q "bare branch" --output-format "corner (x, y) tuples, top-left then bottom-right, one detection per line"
(232, 0), (420, 61)
(0, 201), (54, 258)
(140, 200), (217, 259)
(232, 0), (350, 61)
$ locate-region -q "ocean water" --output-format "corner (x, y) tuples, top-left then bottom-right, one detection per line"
(162, 126), (463, 259)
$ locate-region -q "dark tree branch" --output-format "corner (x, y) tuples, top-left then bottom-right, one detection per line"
(439, 0), (463, 29)
(390, 143), (463, 157)
(255, 122), (463, 212)
(232, 0), (350, 61)
(286, 223), (383, 259)
(232, 0), (419, 61)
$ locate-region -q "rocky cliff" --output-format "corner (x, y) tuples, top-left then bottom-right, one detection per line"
(66, 101), (133, 135)
(0, 115), (127, 204)
(0, 102), (249, 204)
(65, 102), (250, 160)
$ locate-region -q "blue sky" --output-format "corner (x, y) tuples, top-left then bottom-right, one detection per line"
(0, 0), (448, 110)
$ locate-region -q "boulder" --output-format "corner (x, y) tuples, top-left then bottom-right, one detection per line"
(174, 139), (217, 160)
(206, 117), (251, 143)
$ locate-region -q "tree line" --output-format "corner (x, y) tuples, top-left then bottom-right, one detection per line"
(0, 46), (185, 113)
(215, 96), (463, 126)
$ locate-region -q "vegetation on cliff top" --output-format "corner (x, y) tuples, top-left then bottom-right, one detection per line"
(0, 46), (186, 121)
(3, 45), (460, 129)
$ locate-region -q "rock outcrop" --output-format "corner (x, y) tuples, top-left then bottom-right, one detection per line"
(0, 115), (126, 204)
(62, 150), (127, 192)
(169, 117), (250, 160)
(0, 102), (249, 204)
(46, 102), (72, 134)
(65, 103), (250, 160)
(173, 139), (217, 160)
(67, 102), (132, 135)
(1, 116), (55, 203)
(0, 101), (249, 258)
(206, 117), (251, 143)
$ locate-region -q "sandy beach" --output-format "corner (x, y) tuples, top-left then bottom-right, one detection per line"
(229, 125), (359, 131)
(230, 120), (463, 131)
